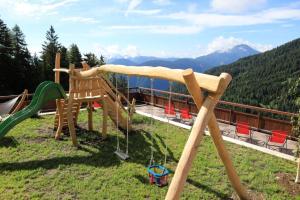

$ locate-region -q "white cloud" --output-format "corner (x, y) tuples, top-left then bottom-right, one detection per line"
(92, 44), (140, 58)
(61, 16), (99, 24)
(128, 9), (161, 15)
(187, 3), (198, 13)
(153, 0), (172, 6)
(107, 25), (202, 34)
(211, 0), (266, 13)
(123, 0), (162, 16)
(125, 0), (142, 16)
(123, 45), (139, 57)
(165, 7), (300, 29)
(206, 36), (272, 53)
(0, 0), (77, 17)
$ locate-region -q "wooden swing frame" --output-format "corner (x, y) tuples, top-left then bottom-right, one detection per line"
(54, 64), (249, 200)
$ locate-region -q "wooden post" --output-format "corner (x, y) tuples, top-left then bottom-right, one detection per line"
(166, 69), (249, 200)
(88, 102), (93, 131)
(102, 96), (108, 139)
(54, 52), (64, 139)
(208, 115), (249, 200)
(55, 100), (64, 140)
(55, 53), (61, 84)
(165, 96), (216, 200)
(257, 112), (261, 130)
(67, 64), (78, 146)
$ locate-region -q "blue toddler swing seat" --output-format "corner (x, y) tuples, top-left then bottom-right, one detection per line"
(147, 164), (169, 187)
(146, 79), (171, 187)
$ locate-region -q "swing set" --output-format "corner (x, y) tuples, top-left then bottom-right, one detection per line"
(69, 64), (249, 200)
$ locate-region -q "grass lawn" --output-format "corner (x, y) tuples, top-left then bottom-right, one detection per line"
(0, 110), (298, 199)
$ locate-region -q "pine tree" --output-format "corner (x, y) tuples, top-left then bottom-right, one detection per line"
(41, 25), (60, 81)
(83, 52), (104, 67)
(100, 55), (105, 65)
(11, 25), (33, 92)
(68, 44), (82, 68)
(0, 18), (14, 94)
(30, 53), (43, 91)
(59, 46), (69, 90)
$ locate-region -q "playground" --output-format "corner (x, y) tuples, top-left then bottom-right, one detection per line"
(0, 53), (299, 199)
(0, 110), (297, 199)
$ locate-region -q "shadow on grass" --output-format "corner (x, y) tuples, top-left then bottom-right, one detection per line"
(0, 136), (19, 147)
(133, 173), (229, 200)
(186, 178), (230, 199)
(165, 168), (229, 199)
(0, 124), (230, 199)
(0, 127), (169, 170)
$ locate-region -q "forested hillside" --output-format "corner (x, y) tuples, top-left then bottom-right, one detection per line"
(0, 18), (105, 95)
(206, 38), (300, 113)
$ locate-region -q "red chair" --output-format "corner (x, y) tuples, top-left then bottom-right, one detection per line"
(266, 130), (288, 149)
(234, 122), (252, 142)
(164, 103), (176, 118)
(180, 108), (192, 121)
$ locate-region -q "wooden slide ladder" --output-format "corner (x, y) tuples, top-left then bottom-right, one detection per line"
(98, 75), (135, 131)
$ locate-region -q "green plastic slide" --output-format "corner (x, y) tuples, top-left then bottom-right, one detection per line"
(0, 81), (66, 138)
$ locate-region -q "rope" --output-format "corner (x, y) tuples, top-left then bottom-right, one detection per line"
(149, 78), (155, 166)
(126, 75), (129, 155)
(164, 81), (172, 166)
(115, 75), (120, 151)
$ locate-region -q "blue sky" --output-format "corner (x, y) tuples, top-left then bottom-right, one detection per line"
(0, 0), (299, 58)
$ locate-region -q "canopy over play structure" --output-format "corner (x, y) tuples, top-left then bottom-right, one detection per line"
(53, 59), (249, 199)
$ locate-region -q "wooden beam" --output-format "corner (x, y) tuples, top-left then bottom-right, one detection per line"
(74, 65), (225, 94)
(165, 98), (216, 200)
(208, 115), (249, 200)
(170, 69), (249, 200)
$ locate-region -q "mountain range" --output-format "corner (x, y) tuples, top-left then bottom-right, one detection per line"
(108, 44), (260, 90)
(108, 44), (259, 73)
(206, 38), (300, 113)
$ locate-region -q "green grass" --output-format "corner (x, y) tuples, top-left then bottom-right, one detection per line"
(0, 110), (297, 199)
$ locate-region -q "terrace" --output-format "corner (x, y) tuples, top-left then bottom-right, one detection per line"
(0, 86), (299, 199)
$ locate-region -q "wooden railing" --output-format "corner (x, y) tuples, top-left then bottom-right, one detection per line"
(130, 87), (296, 138)
(0, 87), (296, 138)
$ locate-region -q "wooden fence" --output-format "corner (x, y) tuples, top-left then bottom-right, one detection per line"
(131, 87), (296, 138)
(0, 87), (296, 138)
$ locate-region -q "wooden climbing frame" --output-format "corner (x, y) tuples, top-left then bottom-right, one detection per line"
(53, 53), (108, 146)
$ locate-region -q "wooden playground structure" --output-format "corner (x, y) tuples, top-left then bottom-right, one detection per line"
(53, 53), (135, 146)
(53, 56), (250, 199)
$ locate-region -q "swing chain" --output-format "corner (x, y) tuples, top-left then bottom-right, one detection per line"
(126, 75), (130, 155)
(149, 78), (155, 166)
(115, 75), (120, 151)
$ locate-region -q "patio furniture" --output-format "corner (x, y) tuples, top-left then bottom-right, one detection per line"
(266, 130), (288, 149)
(180, 108), (192, 120)
(93, 101), (102, 109)
(234, 122), (252, 142)
(164, 103), (176, 118)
